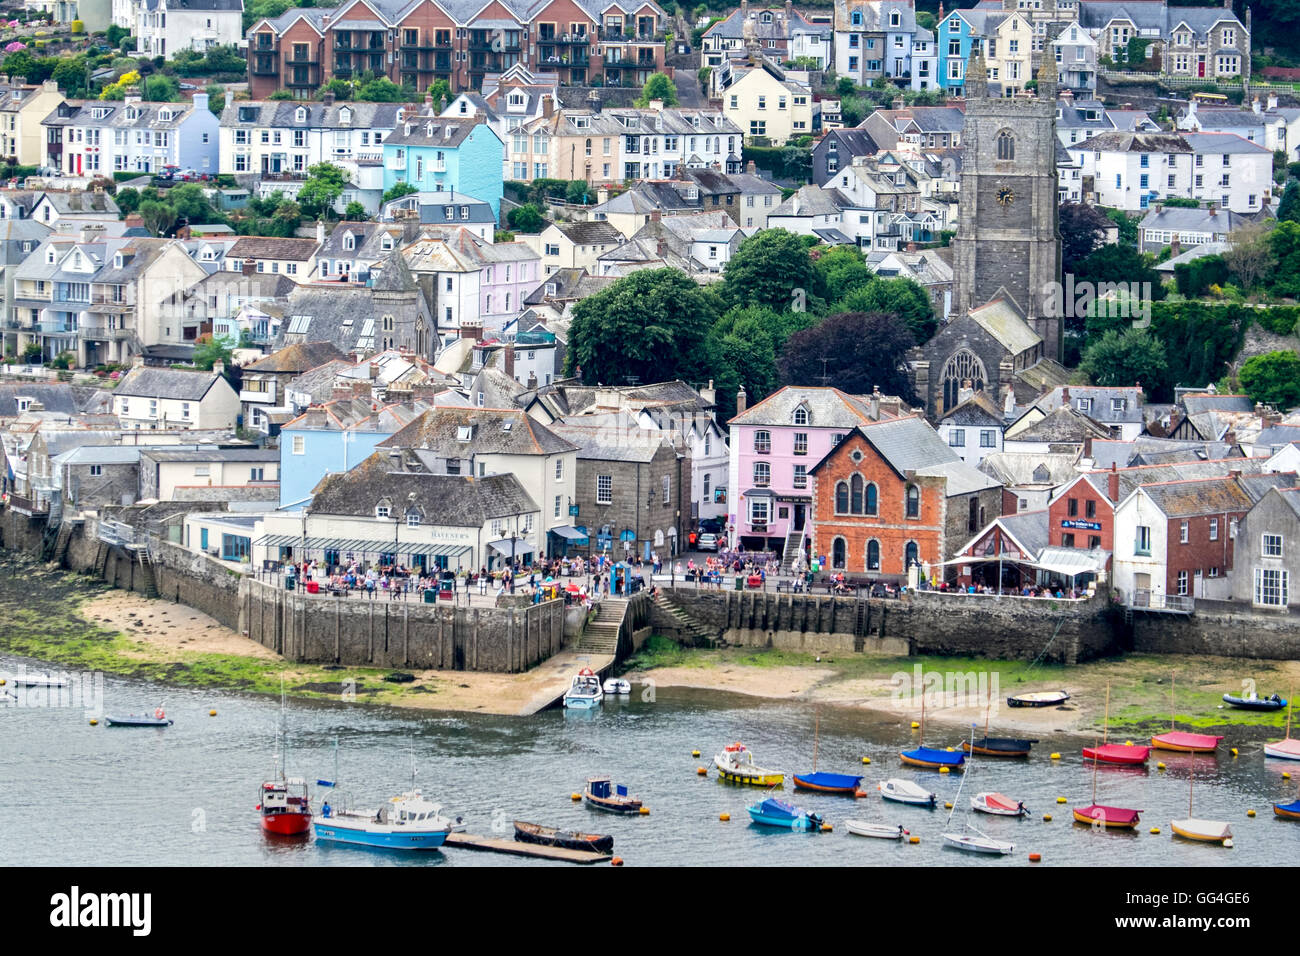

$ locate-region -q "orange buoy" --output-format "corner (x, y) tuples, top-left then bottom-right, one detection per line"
(697, 767), (707, 776)
(639, 806), (650, 815)
(1028, 852), (1042, 862)
(610, 856), (624, 866)
(720, 812), (731, 821)
(908, 835), (920, 844)
(571, 792), (581, 801)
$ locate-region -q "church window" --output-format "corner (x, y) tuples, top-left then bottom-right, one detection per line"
(940, 349), (987, 413)
(996, 130), (1015, 161)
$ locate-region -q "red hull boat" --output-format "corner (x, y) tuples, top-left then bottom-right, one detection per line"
(1151, 731), (1222, 753)
(1081, 742), (1150, 765)
(258, 779), (312, 836)
(1073, 804), (1141, 829)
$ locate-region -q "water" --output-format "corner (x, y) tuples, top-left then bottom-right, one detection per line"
(2, 653), (1297, 866)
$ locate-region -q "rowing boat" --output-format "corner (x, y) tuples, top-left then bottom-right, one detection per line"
(513, 820), (613, 855)
(1006, 690), (1069, 708)
(845, 820), (907, 840)
(792, 772), (865, 796)
(970, 792), (1028, 817)
(878, 778), (937, 807)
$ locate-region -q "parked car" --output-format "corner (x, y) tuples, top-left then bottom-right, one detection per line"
(698, 517), (725, 535)
(697, 533), (719, 552)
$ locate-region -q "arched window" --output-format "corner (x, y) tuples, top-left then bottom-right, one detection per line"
(865, 482), (878, 516)
(835, 481), (849, 513)
(850, 474), (864, 514)
(832, 537), (847, 569)
(905, 541), (919, 568)
(996, 129), (1015, 161)
(941, 349), (987, 413)
(654, 528), (664, 547)
(851, 9), (862, 25)
(866, 539), (880, 571)
(906, 485), (920, 518)
(969, 497), (979, 532)
(753, 462), (770, 487)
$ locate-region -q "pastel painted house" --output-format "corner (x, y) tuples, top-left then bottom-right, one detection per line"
(382, 112), (505, 221)
(726, 385), (899, 557)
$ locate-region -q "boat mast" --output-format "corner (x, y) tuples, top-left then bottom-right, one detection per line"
(946, 724), (976, 830)
(812, 711), (819, 774)
(1170, 670), (1177, 733)
(1092, 681), (1109, 805)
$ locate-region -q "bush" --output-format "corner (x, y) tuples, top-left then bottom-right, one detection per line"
(1173, 254), (1229, 297)
(1253, 306), (1300, 336)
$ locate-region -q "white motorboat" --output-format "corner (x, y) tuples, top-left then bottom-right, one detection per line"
(313, 789), (461, 851)
(877, 778), (937, 807)
(563, 668), (603, 709)
(845, 820), (907, 840)
(602, 678), (631, 695)
(970, 792), (1028, 817)
(8, 673), (69, 688)
(942, 829), (1015, 855)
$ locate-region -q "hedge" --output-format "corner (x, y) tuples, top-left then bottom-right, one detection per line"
(1173, 254), (1228, 297)
(1253, 305), (1300, 336)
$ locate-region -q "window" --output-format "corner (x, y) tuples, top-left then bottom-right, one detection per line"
(835, 481), (849, 513)
(793, 432), (808, 455)
(866, 539), (880, 571)
(89, 465), (103, 477)
(1062, 533), (1075, 548)
(996, 130), (1015, 161)
(1209, 519), (1218, 541)
(980, 430), (997, 448)
(831, 537), (846, 569)
(1176, 570), (1189, 596)
(555, 459), (564, 480)
(407, 511), (421, 528)
(865, 483), (878, 516)
(1263, 533), (1283, 557)
(554, 496), (562, 519)
(292, 435), (305, 455)
(375, 505), (390, 519)
(662, 475), (671, 505)
(1085, 500), (1096, 519)
(596, 474), (612, 504)
(905, 485), (919, 518)
(949, 428), (965, 447)
(753, 462), (770, 487)
(793, 464), (807, 489)
(850, 474), (863, 514)
(1089, 536), (1101, 550)
(1180, 520), (1189, 544)
(753, 430), (771, 454)
(1136, 525), (1151, 556)
(1068, 498), (1079, 517)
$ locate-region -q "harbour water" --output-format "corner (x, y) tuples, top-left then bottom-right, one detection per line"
(2, 653), (1297, 866)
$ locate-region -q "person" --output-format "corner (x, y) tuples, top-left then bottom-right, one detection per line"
(321, 800), (331, 818)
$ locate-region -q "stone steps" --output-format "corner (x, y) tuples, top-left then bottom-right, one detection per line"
(652, 593), (718, 646)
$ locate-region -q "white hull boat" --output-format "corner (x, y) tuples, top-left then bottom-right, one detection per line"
(1170, 817), (1233, 846)
(878, 778), (937, 807)
(563, 667), (603, 709)
(1265, 739), (1300, 760)
(971, 792), (1028, 817)
(845, 820), (907, 840)
(602, 678), (631, 695)
(9, 674), (69, 688)
(942, 828), (1015, 855)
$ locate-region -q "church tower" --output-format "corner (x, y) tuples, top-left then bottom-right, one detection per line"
(950, 54), (1063, 362)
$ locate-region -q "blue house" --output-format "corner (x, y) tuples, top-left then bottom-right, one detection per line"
(381, 112), (504, 222)
(937, 9), (990, 96)
(279, 400), (430, 509)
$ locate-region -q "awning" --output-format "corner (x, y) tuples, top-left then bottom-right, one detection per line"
(741, 488), (775, 497)
(548, 525), (587, 540)
(254, 534), (471, 559)
(487, 538), (524, 556)
(1036, 547), (1108, 577)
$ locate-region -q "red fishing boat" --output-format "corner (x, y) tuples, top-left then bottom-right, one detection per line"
(1151, 672), (1222, 753)
(258, 778), (312, 835)
(1081, 742), (1151, 765)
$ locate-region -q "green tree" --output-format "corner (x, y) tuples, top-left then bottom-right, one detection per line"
(2, 50), (36, 83)
(204, 83), (225, 116)
(268, 89), (295, 100)
(778, 311), (916, 398)
(1104, 208), (1139, 247)
(193, 333), (234, 372)
(166, 183), (219, 224)
(105, 24), (130, 47)
(318, 77), (353, 101)
(1223, 220), (1277, 292)
(143, 73), (179, 101)
(1279, 180), (1300, 225)
(115, 187), (141, 216)
(426, 79), (452, 110)
(635, 72), (679, 107)
(296, 163), (348, 219)
(813, 244), (872, 302)
(1059, 202), (1112, 274)
(1074, 244), (1166, 300)
(1080, 327), (1168, 388)
(835, 276), (937, 342)
(357, 77), (410, 102)
(50, 57), (90, 97)
(721, 229), (822, 312)
(567, 268), (720, 385)
(1239, 350), (1300, 408)
(138, 199), (176, 236)
(507, 203), (545, 233)
(382, 181), (418, 204)
(344, 201), (368, 220)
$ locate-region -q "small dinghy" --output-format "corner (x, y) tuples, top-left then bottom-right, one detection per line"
(1073, 804), (1142, 829)
(1007, 690), (1070, 708)
(746, 796), (824, 831)
(514, 820), (613, 855)
(943, 727), (1016, 856)
(900, 746), (965, 769)
(602, 678), (631, 695)
(1082, 742), (1150, 766)
(845, 820), (907, 840)
(1222, 692), (1287, 711)
(1274, 800), (1300, 820)
(10, 673), (69, 688)
(104, 708), (172, 727)
(583, 777), (642, 814)
(878, 778), (937, 807)
(792, 772), (866, 796)
(1170, 818), (1233, 846)
(962, 736), (1036, 757)
(1266, 693), (1300, 759)
(943, 829), (1015, 855)
(970, 792), (1028, 817)
(1151, 731), (1222, 753)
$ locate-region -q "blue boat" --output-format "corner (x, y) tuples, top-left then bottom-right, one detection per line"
(1275, 799), (1300, 820)
(746, 797), (825, 831)
(792, 772), (864, 795)
(900, 746), (966, 769)
(312, 790), (461, 850)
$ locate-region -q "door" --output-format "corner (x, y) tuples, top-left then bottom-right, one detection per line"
(794, 504), (805, 531)
(1197, 56), (1205, 78)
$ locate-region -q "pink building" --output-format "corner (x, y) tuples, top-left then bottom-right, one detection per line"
(727, 385), (902, 562)
(403, 233), (541, 339)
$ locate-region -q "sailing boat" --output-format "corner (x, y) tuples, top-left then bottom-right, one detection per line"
(257, 677), (312, 836)
(1074, 682), (1143, 830)
(1082, 682), (1151, 767)
(1170, 753), (1233, 846)
(1265, 687), (1300, 761)
(901, 692), (965, 769)
(793, 711), (866, 796)
(942, 725), (1014, 855)
(1274, 771), (1300, 820)
(1151, 671), (1223, 753)
(963, 684), (1037, 757)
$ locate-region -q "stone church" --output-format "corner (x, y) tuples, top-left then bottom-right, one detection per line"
(912, 53), (1067, 420)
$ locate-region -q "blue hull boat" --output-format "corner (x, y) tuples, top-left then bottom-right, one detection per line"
(312, 789), (457, 851)
(792, 772), (864, 795)
(747, 797), (825, 831)
(900, 746), (965, 769)
(312, 821), (450, 849)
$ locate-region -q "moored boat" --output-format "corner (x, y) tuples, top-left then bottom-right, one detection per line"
(312, 789), (459, 850)
(1151, 731), (1223, 753)
(878, 778), (937, 807)
(942, 830), (1015, 855)
(1081, 742), (1150, 766)
(746, 796), (824, 831)
(104, 708), (172, 727)
(1073, 804), (1142, 829)
(514, 820), (613, 855)
(1265, 690), (1300, 760)
(792, 772), (865, 796)
(1222, 693), (1286, 711)
(583, 777), (642, 814)
(563, 668), (603, 709)
(845, 820), (907, 840)
(714, 742), (783, 786)
(258, 778), (312, 836)
(1274, 800), (1300, 820)
(1170, 817), (1233, 846)
(970, 792), (1028, 817)
(900, 746), (965, 769)
(601, 678), (631, 695)
(8, 673), (69, 688)
(1007, 690), (1069, 708)
(962, 737), (1036, 757)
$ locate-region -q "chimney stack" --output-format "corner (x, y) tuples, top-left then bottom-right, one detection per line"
(242, 259), (256, 276)
(526, 370), (538, 390)
(316, 219), (326, 244)
(1108, 465), (1119, 504)
(870, 385), (881, 420)
(213, 359), (225, 377)
(746, 159), (757, 175)
(736, 386), (747, 416)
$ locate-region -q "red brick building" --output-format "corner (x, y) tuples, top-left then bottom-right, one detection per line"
(808, 416), (1001, 580)
(248, 0), (670, 99)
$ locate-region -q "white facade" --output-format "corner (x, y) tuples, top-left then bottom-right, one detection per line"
(1111, 488), (1169, 605)
(131, 0), (244, 58)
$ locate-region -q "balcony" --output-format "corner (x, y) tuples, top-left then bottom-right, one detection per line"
(432, 159), (446, 173)
(388, 155), (406, 171)
(284, 54), (317, 66)
(251, 59), (280, 76)
(539, 33), (590, 45)
(6, 493), (46, 516)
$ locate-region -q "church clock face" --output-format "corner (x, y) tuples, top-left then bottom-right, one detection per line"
(996, 186), (1016, 207)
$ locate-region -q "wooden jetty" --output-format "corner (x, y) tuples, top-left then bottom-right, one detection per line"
(443, 832), (612, 865)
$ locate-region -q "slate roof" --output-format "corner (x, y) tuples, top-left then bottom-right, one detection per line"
(243, 341), (347, 375)
(382, 114), (495, 149)
(1083, 457), (1268, 502)
(377, 405), (576, 456)
(979, 452), (1080, 487)
(552, 220), (623, 245)
(1007, 405), (1114, 443)
(546, 422), (678, 463)
(968, 298), (1041, 356)
(1071, 132), (1192, 154)
(940, 392), (1003, 427)
(114, 367), (223, 401)
(0, 384), (112, 417)
(140, 448), (280, 464)
(730, 385), (884, 428)
(309, 454), (537, 525)
(1138, 475), (1285, 517)
(1037, 386), (1144, 424)
(221, 101), (406, 130)
(228, 237), (320, 262)
(283, 398), (432, 433)
(1139, 206), (1244, 235)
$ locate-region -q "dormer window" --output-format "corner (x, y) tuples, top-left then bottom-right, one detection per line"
(114, 253), (123, 268)
(375, 500), (391, 519)
(381, 235), (393, 251)
(343, 233), (355, 251)
(46, 248), (55, 264)
(339, 107), (352, 125)
(405, 509), (421, 528)
(760, 11), (772, 22)
(792, 405), (810, 426)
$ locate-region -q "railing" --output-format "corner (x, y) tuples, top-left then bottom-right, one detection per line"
(97, 518), (137, 547)
(1131, 588), (1195, 613)
(7, 493), (46, 515)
